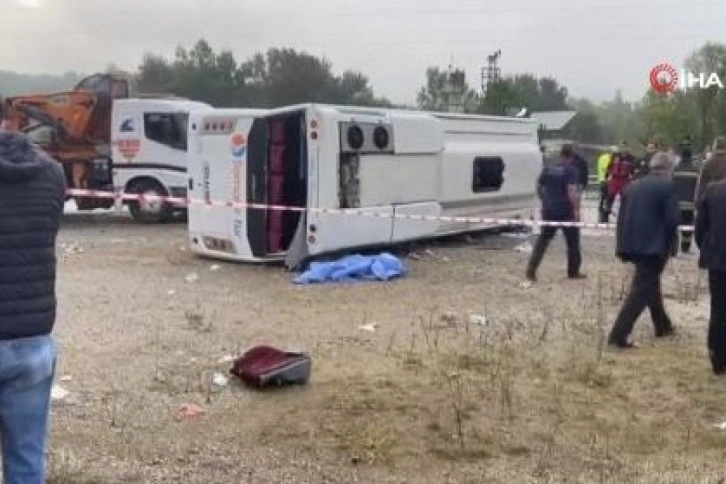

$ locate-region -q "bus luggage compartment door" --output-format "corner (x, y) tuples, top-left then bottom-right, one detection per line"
(391, 202), (443, 243)
(306, 206), (394, 257)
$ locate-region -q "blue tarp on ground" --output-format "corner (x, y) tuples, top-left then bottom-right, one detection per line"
(293, 253), (406, 285)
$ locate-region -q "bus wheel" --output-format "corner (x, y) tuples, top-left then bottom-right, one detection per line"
(128, 179), (173, 223)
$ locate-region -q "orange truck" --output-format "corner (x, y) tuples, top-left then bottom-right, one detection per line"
(2, 73), (212, 222)
(2, 73), (130, 211)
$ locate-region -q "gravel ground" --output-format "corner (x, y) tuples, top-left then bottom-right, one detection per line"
(47, 207), (725, 484)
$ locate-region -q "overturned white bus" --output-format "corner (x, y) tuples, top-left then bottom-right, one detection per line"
(186, 104), (542, 268)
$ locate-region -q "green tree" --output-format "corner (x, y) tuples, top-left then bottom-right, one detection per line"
(417, 67), (478, 113)
(477, 73), (568, 115)
(564, 98), (605, 143)
(684, 42), (726, 148)
(138, 40), (390, 108)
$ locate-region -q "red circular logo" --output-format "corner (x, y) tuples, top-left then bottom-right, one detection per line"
(650, 63), (679, 94)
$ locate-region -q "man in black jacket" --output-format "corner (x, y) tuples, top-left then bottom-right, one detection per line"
(608, 152), (679, 348)
(695, 179), (726, 374)
(0, 129), (65, 483)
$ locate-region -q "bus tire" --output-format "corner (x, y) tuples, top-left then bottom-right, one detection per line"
(128, 179), (173, 224)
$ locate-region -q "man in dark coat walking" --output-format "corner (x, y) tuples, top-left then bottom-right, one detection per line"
(0, 129), (65, 483)
(608, 152), (679, 348)
(695, 179), (726, 374)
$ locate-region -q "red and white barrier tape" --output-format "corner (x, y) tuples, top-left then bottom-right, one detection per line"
(65, 188), (696, 231)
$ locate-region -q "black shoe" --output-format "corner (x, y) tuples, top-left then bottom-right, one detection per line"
(568, 273), (587, 280)
(608, 338), (639, 349)
(525, 272), (536, 282)
(655, 327), (675, 338)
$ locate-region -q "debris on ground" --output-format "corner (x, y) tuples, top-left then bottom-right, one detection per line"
(210, 264), (221, 272)
(60, 242), (85, 258)
(520, 280), (534, 290)
(440, 312), (458, 325)
(358, 323), (379, 333)
(59, 375), (73, 382)
(713, 420), (726, 431)
(515, 242), (533, 254)
(168, 290), (176, 296)
(469, 314), (488, 326)
(217, 354), (236, 364)
(408, 252), (423, 260)
(51, 385), (70, 401)
(424, 249), (436, 257)
(176, 404), (205, 421)
(185, 273), (199, 284)
(212, 373), (229, 387)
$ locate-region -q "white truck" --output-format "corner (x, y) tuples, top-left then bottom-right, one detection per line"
(186, 104), (542, 268)
(110, 98), (212, 222)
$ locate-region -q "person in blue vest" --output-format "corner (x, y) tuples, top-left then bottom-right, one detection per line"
(0, 127), (65, 483)
(526, 144), (585, 282)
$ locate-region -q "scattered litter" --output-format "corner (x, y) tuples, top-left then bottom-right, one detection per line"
(189, 357), (198, 363)
(442, 256), (450, 262)
(184, 273), (199, 284)
(408, 252), (423, 260)
(59, 375), (73, 382)
(217, 354), (236, 364)
(469, 314), (488, 326)
(424, 249), (436, 257)
(179, 246), (187, 252)
(60, 242), (85, 257)
(520, 280), (534, 290)
(714, 420), (726, 431)
(212, 373), (229, 387)
(293, 253), (405, 284)
(51, 385), (70, 401)
(176, 404), (205, 421)
(515, 242), (533, 254)
(210, 264), (221, 272)
(168, 290), (176, 296)
(358, 323), (379, 333)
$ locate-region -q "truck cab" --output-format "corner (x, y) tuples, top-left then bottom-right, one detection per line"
(111, 98), (212, 222)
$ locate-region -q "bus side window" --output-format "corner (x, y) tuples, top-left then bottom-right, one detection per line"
(472, 157), (505, 193)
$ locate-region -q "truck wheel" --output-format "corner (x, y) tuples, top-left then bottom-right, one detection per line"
(128, 180), (173, 223)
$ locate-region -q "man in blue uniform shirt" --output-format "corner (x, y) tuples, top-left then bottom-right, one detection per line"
(526, 144), (585, 282)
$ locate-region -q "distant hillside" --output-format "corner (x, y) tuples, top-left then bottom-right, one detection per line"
(0, 70), (83, 97)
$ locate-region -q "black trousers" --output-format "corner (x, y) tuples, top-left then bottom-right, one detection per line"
(609, 256), (672, 344)
(598, 184), (610, 223)
(708, 271), (726, 373)
(679, 209), (694, 252)
(526, 226), (582, 279)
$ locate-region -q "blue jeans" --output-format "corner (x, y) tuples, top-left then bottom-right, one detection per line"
(0, 335), (56, 484)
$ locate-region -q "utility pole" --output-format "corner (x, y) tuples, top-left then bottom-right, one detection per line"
(481, 49), (502, 94)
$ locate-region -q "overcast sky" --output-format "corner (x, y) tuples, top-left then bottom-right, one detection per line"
(2, 0), (725, 104)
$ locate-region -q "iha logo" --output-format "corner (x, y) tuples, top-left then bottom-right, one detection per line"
(650, 62), (725, 95)
(230, 132), (247, 158)
(650, 63), (679, 94)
